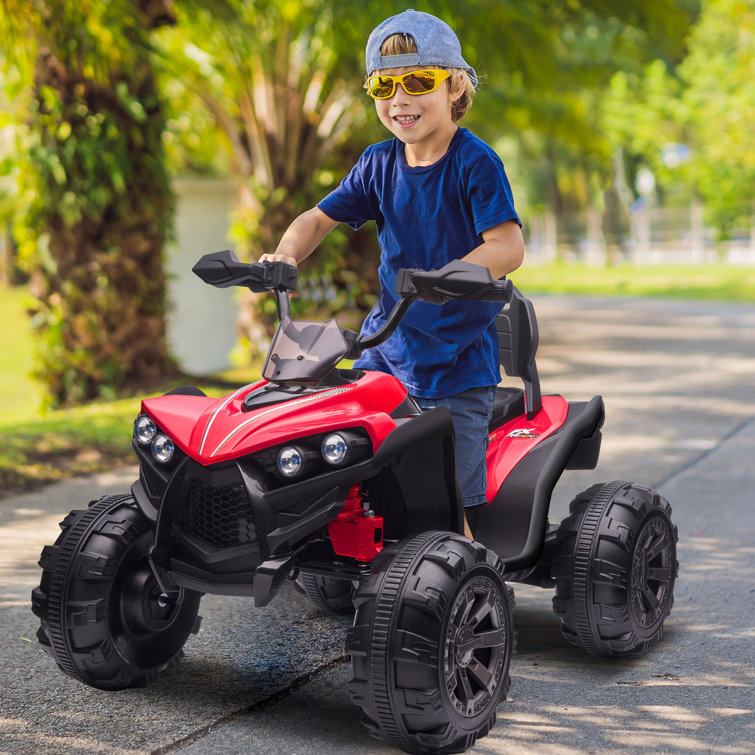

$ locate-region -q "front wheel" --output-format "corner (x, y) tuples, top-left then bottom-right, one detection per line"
(32, 494), (202, 689)
(346, 531), (514, 754)
(551, 481), (678, 657)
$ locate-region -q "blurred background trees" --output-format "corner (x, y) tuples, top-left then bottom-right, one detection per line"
(2, 0), (753, 406)
(153, 0), (377, 347)
(1, 0), (175, 405)
(604, 0), (754, 237)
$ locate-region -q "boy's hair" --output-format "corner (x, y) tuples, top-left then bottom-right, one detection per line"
(378, 33), (474, 122)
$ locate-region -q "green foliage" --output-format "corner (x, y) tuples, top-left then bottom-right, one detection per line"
(438, 0), (698, 216)
(160, 77), (229, 176)
(603, 60), (690, 204)
(602, 0), (754, 236)
(154, 1), (384, 353)
(2, 1), (176, 407)
(680, 0), (755, 234)
(0, 59), (20, 234)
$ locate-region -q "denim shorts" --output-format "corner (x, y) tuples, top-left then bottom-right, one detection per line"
(411, 385), (496, 508)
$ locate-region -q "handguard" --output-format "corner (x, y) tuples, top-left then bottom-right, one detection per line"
(193, 250), (298, 293)
(396, 259), (512, 304)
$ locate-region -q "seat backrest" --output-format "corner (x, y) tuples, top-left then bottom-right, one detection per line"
(496, 286), (542, 419)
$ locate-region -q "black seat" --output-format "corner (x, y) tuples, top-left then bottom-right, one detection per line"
(494, 286), (542, 421)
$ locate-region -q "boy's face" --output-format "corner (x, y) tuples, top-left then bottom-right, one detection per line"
(371, 66), (465, 163)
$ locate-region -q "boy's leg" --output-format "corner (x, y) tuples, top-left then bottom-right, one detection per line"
(412, 384), (496, 510)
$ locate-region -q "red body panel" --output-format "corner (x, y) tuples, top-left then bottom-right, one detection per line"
(139, 375), (571, 509)
(138, 393), (219, 455)
(140, 371), (409, 465)
(484, 395), (569, 502)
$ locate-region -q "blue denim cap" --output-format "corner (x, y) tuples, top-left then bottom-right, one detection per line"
(365, 9), (478, 88)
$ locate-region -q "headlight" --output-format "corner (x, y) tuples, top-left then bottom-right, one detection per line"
(256, 429), (372, 486)
(134, 415), (157, 445)
(321, 433), (348, 465)
(277, 446), (303, 478)
(151, 434), (175, 463)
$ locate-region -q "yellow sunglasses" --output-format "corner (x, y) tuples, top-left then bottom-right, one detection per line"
(366, 69), (451, 99)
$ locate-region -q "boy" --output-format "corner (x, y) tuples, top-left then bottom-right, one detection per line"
(261, 9), (524, 531)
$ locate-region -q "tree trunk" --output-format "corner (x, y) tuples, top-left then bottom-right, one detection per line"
(26, 2), (175, 406)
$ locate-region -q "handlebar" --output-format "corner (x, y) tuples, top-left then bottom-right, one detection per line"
(195, 251), (513, 360)
(346, 259), (513, 358)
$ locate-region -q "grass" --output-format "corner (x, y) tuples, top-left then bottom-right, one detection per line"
(1, 397), (149, 494)
(0, 286), (45, 424)
(1, 262), (753, 498)
(0, 385), (242, 496)
(511, 262), (755, 301)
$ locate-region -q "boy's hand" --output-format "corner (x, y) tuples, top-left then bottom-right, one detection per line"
(259, 252), (299, 267)
(262, 208), (338, 270)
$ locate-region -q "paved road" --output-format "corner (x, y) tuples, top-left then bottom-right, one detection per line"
(1, 296), (753, 754)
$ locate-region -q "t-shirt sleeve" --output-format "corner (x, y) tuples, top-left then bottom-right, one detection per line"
(465, 153), (522, 235)
(317, 151), (373, 231)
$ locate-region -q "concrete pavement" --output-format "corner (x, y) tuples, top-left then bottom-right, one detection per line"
(1, 295), (753, 754)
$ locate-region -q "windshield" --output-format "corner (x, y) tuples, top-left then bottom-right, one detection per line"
(262, 317), (349, 384)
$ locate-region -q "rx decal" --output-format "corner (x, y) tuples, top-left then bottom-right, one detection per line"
(507, 428), (539, 439)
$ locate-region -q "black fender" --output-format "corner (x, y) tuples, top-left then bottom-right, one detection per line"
(475, 395), (605, 573)
(361, 406), (463, 538)
(236, 405), (464, 548)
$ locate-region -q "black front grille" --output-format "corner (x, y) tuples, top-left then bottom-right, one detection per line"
(178, 478), (257, 548)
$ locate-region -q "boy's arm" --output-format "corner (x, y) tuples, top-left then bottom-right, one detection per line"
(260, 207), (339, 267)
(461, 219), (525, 280)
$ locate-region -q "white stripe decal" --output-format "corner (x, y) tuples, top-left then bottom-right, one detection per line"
(199, 383), (257, 456)
(209, 385), (353, 458)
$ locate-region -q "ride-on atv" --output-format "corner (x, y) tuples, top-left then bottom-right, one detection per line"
(32, 251), (678, 754)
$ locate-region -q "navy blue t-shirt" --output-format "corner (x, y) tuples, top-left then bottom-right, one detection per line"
(318, 127), (521, 398)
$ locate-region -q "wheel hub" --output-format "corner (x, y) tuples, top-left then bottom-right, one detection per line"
(630, 515), (674, 629)
(443, 576), (506, 718)
(454, 625), (476, 668)
(121, 563), (180, 634)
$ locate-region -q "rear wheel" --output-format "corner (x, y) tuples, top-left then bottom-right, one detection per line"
(346, 531), (514, 754)
(32, 495), (201, 689)
(551, 481), (678, 657)
(294, 573), (357, 615)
